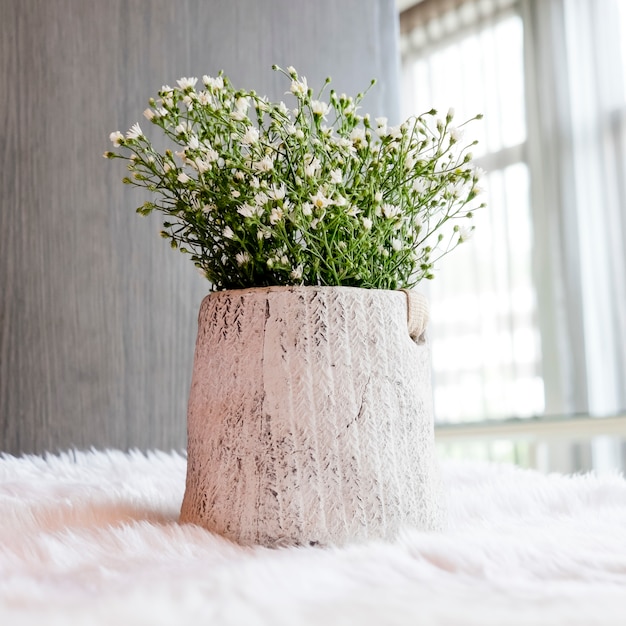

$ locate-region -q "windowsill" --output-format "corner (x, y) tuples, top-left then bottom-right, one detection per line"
(435, 413), (626, 441)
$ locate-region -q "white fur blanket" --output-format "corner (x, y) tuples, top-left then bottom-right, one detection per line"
(1, 450), (625, 625)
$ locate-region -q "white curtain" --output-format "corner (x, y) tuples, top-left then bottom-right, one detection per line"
(522, 0), (626, 417)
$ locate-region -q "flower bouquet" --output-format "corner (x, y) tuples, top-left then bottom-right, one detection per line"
(106, 66), (484, 291)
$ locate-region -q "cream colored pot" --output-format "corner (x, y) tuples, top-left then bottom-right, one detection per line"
(180, 286), (445, 546)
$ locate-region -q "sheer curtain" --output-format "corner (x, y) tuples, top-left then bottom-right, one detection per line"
(400, 0), (626, 427)
(522, 0), (626, 418)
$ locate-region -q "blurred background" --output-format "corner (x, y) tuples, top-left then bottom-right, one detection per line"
(1, 0), (625, 472)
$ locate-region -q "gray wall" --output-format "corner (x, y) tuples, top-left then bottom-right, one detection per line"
(0, 0), (401, 455)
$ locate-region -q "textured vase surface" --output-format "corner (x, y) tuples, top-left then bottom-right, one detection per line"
(180, 286), (445, 546)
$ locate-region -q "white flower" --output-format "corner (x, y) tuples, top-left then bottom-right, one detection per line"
(447, 180), (466, 198)
(194, 158), (210, 173)
(311, 100), (330, 117)
(458, 225), (473, 242)
(361, 217), (373, 230)
(254, 191), (269, 206)
(205, 148), (219, 162)
(177, 172), (191, 183)
(472, 166), (486, 182)
(175, 149), (188, 163)
(304, 156), (321, 177)
(241, 127), (259, 145)
(203, 75), (223, 90)
(237, 203), (257, 218)
(286, 66), (297, 76)
(177, 77), (198, 90)
(109, 131), (124, 146)
(404, 153), (416, 171)
(250, 177), (260, 189)
(447, 107), (455, 120)
(175, 123), (187, 135)
(254, 156), (274, 172)
(235, 251), (251, 265)
(412, 179), (428, 194)
(301, 202), (313, 217)
(267, 183), (286, 201)
(375, 125), (389, 138)
(346, 205), (361, 217)
(382, 203), (401, 219)
(188, 135), (200, 150)
(278, 101), (290, 115)
(256, 96), (269, 112)
(183, 95), (194, 109)
(311, 190), (331, 209)
(290, 265), (304, 280)
(235, 96), (250, 113)
(388, 125), (403, 140)
(349, 127), (366, 146)
(269, 207), (284, 224)
(197, 91), (211, 105)
(375, 116), (388, 128)
(290, 76), (308, 97)
(374, 191), (383, 203)
(223, 225), (235, 239)
(329, 169), (342, 184)
(232, 190), (240, 198)
(336, 137), (353, 150)
(448, 126), (464, 143)
(163, 163), (171, 173)
(143, 108), (155, 121)
(125, 123), (143, 140)
(391, 238), (402, 251)
(334, 195), (348, 207)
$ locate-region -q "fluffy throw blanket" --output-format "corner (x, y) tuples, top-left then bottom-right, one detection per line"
(1, 449), (625, 625)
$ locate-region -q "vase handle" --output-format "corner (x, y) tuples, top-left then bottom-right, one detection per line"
(400, 289), (429, 343)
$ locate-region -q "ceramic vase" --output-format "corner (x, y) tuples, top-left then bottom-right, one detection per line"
(179, 286), (445, 546)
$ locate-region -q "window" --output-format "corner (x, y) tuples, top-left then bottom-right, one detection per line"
(399, 0), (626, 471)
(400, 2), (543, 423)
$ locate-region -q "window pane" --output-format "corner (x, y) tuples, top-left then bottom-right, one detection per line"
(402, 12), (526, 155)
(401, 9), (543, 422)
(428, 164), (544, 422)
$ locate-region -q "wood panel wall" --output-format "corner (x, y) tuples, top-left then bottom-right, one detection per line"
(0, 0), (400, 455)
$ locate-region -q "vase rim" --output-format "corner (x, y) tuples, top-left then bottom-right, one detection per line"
(204, 285), (424, 298)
